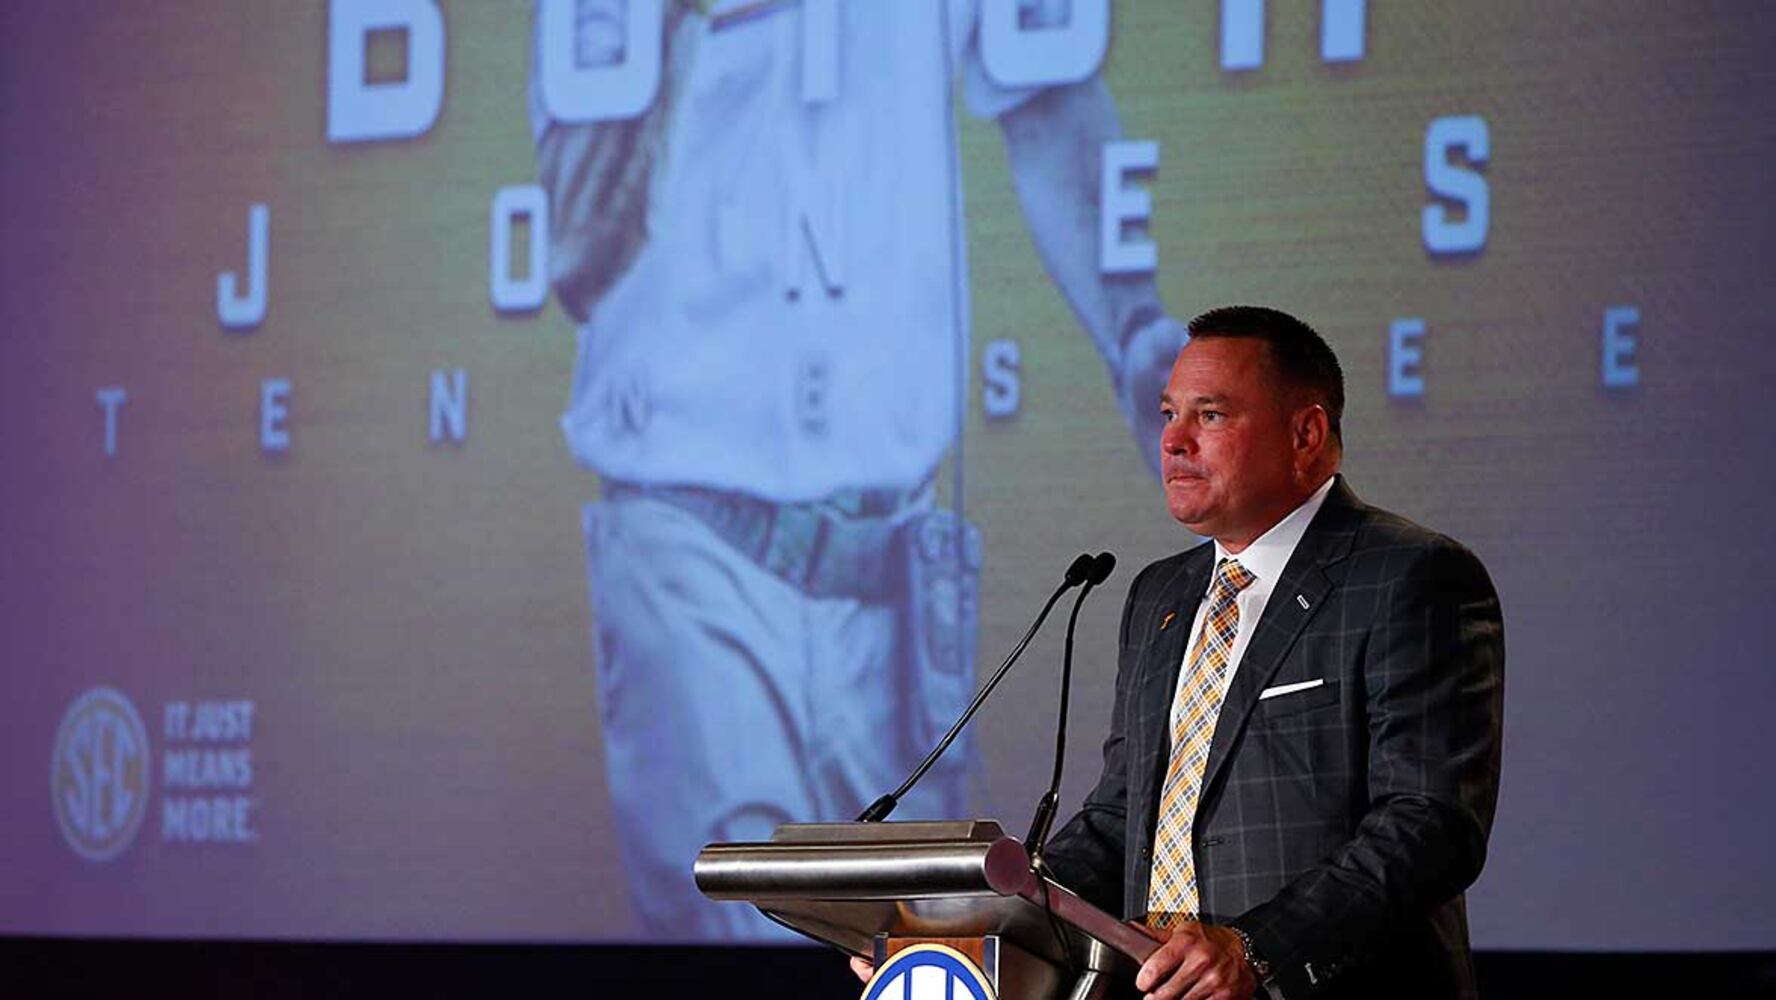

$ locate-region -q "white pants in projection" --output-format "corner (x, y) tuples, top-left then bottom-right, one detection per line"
(582, 489), (972, 939)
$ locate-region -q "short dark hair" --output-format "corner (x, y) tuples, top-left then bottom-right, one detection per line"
(1186, 305), (1344, 443)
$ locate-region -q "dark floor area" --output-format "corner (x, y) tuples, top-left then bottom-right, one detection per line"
(3, 938), (1774, 999)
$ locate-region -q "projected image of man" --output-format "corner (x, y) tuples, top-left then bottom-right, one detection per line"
(530, 0), (1186, 939)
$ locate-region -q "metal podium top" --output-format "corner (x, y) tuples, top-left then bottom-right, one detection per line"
(693, 820), (1160, 969)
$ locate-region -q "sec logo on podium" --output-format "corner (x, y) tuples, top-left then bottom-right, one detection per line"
(862, 944), (996, 1000)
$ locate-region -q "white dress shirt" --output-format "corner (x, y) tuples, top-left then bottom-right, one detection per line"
(1165, 475), (1335, 996)
(1169, 475), (1337, 732)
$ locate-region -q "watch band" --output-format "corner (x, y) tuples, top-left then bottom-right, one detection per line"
(1229, 926), (1272, 981)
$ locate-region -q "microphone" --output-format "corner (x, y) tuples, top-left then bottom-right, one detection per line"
(856, 553), (1097, 823)
(1061, 552), (1094, 587)
(1023, 551), (1116, 862)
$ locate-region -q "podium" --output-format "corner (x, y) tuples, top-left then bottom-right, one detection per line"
(694, 820), (1160, 1000)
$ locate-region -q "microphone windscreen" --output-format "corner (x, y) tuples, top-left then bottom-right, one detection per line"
(1088, 551), (1117, 585)
(1064, 553), (1095, 586)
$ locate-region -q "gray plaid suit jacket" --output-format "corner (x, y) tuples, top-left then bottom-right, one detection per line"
(1043, 477), (1504, 1000)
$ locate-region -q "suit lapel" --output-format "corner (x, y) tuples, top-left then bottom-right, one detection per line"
(1198, 480), (1363, 805)
(1130, 550), (1210, 853)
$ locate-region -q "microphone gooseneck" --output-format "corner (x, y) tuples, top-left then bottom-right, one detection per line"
(1024, 551), (1116, 859)
(856, 552), (1096, 823)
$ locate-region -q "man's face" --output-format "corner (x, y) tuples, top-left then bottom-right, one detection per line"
(1159, 336), (1308, 549)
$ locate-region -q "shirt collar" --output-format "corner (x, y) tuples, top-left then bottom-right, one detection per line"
(1212, 475), (1337, 586)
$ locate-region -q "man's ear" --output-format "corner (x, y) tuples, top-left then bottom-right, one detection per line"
(1293, 404), (1330, 465)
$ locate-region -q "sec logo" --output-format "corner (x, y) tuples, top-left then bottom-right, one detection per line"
(51, 687), (151, 861)
(862, 943), (996, 1000)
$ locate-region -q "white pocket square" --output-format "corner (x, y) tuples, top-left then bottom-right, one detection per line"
(1259, 678), (1325, 700)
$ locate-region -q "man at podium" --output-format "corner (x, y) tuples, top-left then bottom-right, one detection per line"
(1039, 307), (1505, 999)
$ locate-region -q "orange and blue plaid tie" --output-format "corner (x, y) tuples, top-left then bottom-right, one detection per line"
(1147, 558), (1255, 928)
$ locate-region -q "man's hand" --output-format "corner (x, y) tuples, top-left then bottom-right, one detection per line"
(849, 955), (874, 983)
(1134, 921), (1259, 1000)
(1118, 314), (1187, 479)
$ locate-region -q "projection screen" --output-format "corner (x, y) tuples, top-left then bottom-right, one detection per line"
(2, 0), (1772, 950)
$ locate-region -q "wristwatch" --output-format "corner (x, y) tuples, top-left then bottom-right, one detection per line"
(1229, 926), (1273, 981)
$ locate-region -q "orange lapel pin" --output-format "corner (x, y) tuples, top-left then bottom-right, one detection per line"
(1159, 610), (1176, 631)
